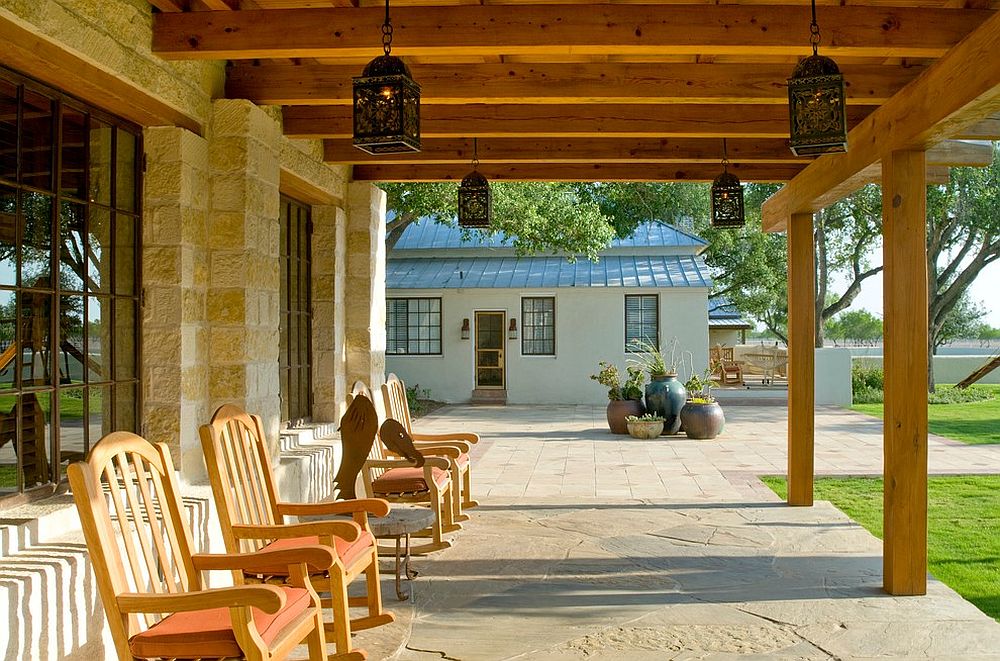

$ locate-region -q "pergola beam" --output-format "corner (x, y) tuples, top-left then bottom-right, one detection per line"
(228, 61), (922, 106)
(284, 104), (877, 139)
(350, 163), (804, 182)
(152, 5), (991, 60)
(761, 11), (1000, 232)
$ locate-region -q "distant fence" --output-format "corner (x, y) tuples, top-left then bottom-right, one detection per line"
(852, 355), (1000, 385)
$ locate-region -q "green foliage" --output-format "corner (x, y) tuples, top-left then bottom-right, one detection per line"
(851, 361), (884, 404)
(625, 413), (663, 422)
(852, 384), (1000, 445)
(590, 361), (644, 401)
(935, 293), (986, 349)
(761, 475), (1000, 622)
(928, 385), (997, 405)
(626, 337), (673, 376)
(405, 384), (433, 417)
(827, 309), (883, 346)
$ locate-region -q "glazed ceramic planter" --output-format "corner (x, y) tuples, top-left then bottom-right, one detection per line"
(679, 401), (725, 440)
(626, 419), (664, 439)
(645, 374), (687, 435)
(606, 399), (644, 434)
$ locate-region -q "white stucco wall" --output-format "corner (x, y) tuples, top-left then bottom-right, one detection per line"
(386, 287), (710, 404)
(709, 328), (744, 348)
(815, 348), (853, 406)
(852, 355), (1000, 385)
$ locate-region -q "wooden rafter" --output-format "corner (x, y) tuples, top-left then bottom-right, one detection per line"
(227, 61), (923, 106)
(350, 163), (807, 182)
(152, 5), (992, 60)
(284, 104), (877, 138)
(761, 10), (1000, 231)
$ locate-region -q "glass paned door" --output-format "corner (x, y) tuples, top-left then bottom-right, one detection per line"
(475, 311), (505, 389)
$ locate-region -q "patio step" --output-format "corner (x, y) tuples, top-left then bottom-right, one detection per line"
(470, 388), (507, 405)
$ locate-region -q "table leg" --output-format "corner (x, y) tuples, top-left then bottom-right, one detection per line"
(393, 535), (409, 601)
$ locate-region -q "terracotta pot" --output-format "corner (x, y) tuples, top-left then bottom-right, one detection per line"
(679, 401), (725, 440)
(626, 419), (664, 439)
(606, 399), (644, 434)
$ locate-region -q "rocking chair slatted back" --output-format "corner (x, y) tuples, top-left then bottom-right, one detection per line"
(199, 404), (281, 554)
(68, 432), (198, 645)
(382, 374), (414, 435)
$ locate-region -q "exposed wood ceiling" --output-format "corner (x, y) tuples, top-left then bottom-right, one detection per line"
(148, 0), (1000, 184)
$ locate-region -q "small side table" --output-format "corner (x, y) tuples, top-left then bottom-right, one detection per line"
(368, 505), (436, 601)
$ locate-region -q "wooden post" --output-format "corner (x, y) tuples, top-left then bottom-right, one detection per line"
(787, 212), (815, 506)
(882, 149), (928, 596)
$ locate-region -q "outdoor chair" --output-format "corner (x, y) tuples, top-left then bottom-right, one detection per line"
(68, 431), (331, 661)
(382, 373), (480, 520)
(350, 381), (458, 553)
(710, 346), (744, 387)
(199, 404), (395, 661)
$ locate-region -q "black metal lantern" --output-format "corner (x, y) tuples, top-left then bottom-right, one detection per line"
(458, 139), (492, 228)
(352, 0), (420, 154)
(711, 139), (745, 228)
(787, 0), (848, 156)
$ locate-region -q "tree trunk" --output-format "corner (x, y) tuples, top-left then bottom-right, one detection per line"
(814, 214), (828, 348)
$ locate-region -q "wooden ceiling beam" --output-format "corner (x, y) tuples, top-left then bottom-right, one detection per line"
(761, 10), (1000, 232)
(955, 113), (1000, 139)
(284, 104), (877, 139)
(350, 162), (805, 183)
(325, 137), (808, 164)
(153, 5), (992, 60)
(228, 61), (922, 106)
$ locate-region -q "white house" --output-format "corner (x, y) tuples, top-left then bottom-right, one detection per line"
(709, 297), (753, 348)
(385, 219), (716, 404)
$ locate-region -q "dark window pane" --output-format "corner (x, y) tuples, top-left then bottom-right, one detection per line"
(115, 129), (137, 212)
(0, 289), (15, 390)
(89, 120), (111, 205)
(60, 108), (86, 199)
(113, 213), (135, 295)
(0, 80), (17, 184)
(18, 391), (52, 488)
(59, 294), (84, 385)
(114, 298), (137, 381)
(58, 387), (85, 482)
(0, 185), (16, 286)
(21, 90), (53, 191)
(89, 207), (111, 292)
(58, 200), (85, 292)
(89, 384), (111, 441)
(84, 295), (108, 382)
(19, 290), (52, 385)
(21, 192), (52, 286)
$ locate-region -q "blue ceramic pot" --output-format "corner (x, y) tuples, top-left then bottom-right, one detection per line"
(645, 374), (687, 435)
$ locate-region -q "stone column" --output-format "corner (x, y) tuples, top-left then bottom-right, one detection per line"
(206, 99), (283, 451)
(344, 182), (387, 392)
(142, 126), (210, 476)
(311, 205), (347, 422)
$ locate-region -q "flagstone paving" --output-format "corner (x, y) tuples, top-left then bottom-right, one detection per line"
(349, 404), (1000, 660)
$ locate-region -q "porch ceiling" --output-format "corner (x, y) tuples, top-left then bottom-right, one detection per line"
(150, 1), (1000, 185)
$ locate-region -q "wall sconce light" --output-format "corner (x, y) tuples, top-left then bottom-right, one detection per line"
(461, 318), (470, 340)
(508, 318), (518, 340)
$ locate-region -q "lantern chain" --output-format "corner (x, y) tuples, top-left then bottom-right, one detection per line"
(809, 0), (821, 55)
(382, 0), (393, 55)
(722, 138), (729, 172)
(472, 138), (480, 170)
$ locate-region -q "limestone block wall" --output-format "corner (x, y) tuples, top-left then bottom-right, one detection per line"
(312, 205), (349, 422)
(346, 183), (388, 391)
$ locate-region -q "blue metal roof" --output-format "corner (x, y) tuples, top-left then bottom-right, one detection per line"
(708, 296), (752, 328)
(387, 255), (712, 289)
(391, 219), (706, 251)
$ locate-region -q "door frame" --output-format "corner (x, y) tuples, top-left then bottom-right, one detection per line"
(474, 310), (506, 389)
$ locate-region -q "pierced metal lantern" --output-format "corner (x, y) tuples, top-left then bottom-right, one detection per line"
(352, 0), (421, 154)
(711, 169), (745, 228)
(787, 54), (847, 156)
(458, 169), (492, 228)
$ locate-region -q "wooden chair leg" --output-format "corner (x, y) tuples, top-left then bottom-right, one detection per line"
(348, 550), (395, 631)
(440, 482), (461, 534)
(451, 464), (470, 523)
(462, 465), (479, 509)
(324, 570), (367, 661)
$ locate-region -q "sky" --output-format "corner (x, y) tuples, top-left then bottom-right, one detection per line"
(833, 243), (1000, 328)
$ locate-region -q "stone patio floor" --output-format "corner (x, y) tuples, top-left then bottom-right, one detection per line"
(350, 404), (1000, 660)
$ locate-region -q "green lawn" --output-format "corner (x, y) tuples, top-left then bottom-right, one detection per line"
(762, 475), (1000, 621)
(852, 384), (1000, 445)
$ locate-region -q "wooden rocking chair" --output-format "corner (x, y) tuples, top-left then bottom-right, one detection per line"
(710, 345), (744, 387)
(382, 373), (480, 521)
(199, 404), (395, 661)
(68, 432), (331, 661)
(350, 381), (457, 553)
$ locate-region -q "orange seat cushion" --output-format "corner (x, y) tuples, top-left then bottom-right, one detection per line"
(373, 466), (449, 494)
(253, 531), (376, 575)
(129, 586), (310, 659)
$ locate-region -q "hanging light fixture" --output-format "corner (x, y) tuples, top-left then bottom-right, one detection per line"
(787, 0), (848, 156)
(352, 0), (421, 154)
(458, 138), (492, 228)
(711, 139), (745, 229)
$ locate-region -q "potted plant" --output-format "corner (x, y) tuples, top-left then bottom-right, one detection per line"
(628, 338), (686, 435)
(680, 371), (725, 440)
(625, 413), (664, 439)
(591, 361), (645, 434)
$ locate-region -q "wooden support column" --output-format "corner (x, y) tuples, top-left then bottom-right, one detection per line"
(787, 212), (815, 506)
(882, 149), (928, 596)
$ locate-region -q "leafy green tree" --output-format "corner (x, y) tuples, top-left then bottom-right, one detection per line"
(832, 309), (883, 346)
(935, 293), (985, 350)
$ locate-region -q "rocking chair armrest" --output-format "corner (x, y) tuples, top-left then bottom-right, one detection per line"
(276, 498), (391, 518)
(365, 456), (451, 471)
(191, 546), (338, 573)
(415, 445), (463, 458)
(117, 585), (287, 615)
(413, 440), (472, 453)
(231, 520), (362, 543)
(411, 431), (479, 444)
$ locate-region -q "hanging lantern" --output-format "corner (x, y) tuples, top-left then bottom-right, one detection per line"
(458, 139), (492, 228)
(787, 0), (848, 156)
(353, 0), (421, 154)
(711, 139), (745, 229)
